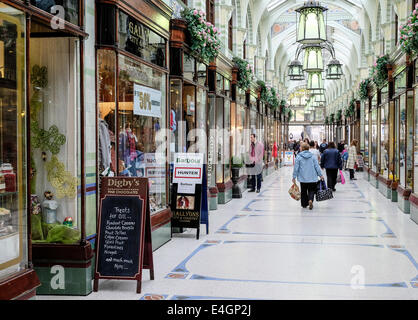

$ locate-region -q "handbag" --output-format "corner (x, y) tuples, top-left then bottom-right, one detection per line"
(288, 183), (301, 201)
(316, 180), (333, 202)
(336, 171), (342, 183)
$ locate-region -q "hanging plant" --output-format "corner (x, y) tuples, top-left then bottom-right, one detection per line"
(358, 78), (370, 101)
(329, 113), (335, 124)
(288, 110), (293, 121)
(257, 80), (270, 103)
(325, 116), (329, 125)
(233, 56), (254, 90)
(269, 87), (280, 109)
(336, 109), (342, 122)
(370, 54), (390, 87)
(181, 8), (221, 63)
(400, 5), (418, 55)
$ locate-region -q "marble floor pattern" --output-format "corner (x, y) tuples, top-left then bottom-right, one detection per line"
(38, 167), (418, 300)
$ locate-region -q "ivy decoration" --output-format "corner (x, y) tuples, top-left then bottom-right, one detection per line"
(233, 57), (254, 90)
(358, 78), (370, 101)
(399, 5), (418, 55)
(269, 87), (280, 109)
(329, 113), (335, 124)
(46, 155), (78, 199)
(31, 65), (48, 89)
(370, 54), (390, 87)
(32, 124), (66, 155)
(325, 116), (329, 125)
(181, 8), (221, 63)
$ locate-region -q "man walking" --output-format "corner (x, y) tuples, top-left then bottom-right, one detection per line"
(249, 134), (264, 193)
(319, 138), (328, 154)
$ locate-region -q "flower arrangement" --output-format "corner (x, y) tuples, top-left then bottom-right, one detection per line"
(181, 8), (221, 63)
(370, 54), (390, 87)
(400, 4), (418, 55)
(358, 78), (370, 100)
(233, 56), (254, 90)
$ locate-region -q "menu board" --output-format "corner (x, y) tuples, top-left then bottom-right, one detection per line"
(94, 177), (154, 293)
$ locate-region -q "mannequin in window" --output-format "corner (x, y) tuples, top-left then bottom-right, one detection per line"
(98, 110), (112, 175)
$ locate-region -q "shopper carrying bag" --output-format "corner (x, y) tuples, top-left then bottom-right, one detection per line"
(316, 179), (334, 202)
(292, 143), (325, 210)
(288, 183), (301, 201)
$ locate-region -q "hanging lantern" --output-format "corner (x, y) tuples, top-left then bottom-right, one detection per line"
(307, 71), (324, 90)
(296, 1), (328, 44)
(326, 58), (343, 79)
(288, 60), (304, 80)
(315, 93), (326, 103)
(303, 44), (323, 71)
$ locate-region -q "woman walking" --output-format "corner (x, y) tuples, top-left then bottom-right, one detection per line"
(292, 143), (324, 210)
(320, 141), (342, 192)
(347, 140), (358, 180)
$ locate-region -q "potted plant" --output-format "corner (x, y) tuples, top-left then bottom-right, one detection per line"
(231, 156), (244, 198)
(358, 78), (370, 101)
(233, 56), (254, 90)
(400, 5), (418, 56)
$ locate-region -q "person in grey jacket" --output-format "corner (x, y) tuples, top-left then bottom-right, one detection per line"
(292, 143), (324, 210)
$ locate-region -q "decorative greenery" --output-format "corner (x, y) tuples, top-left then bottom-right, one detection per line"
(231, 155), (244, 168)
(288, 110), (293, 121)
(370, 54), (390, 87)
(233, 56), (254, 90)
(181, 8), (221, 63)
(336, 109), (342, 122)
(329, 113), (335, 124)
(358, 78), (370, 101)
(325, 116), (329, 125)
(400, 4), (418, 55)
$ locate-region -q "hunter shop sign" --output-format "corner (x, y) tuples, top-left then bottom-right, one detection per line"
(133, 83), (162, 118)
(172, 153), (204, 184)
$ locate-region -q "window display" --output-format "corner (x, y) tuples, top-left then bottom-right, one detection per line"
(400, 94), (406, 186)
(381, 103), (389, 178)
(30, 0), (79, 25)
(364, 109), (369, 165)
(371, 108), (377, 172)
(0, 4), (28, 281)
(29, 28), (81, 244)
(406, 91), (414, 189)
(117, 54), (167, 213)
(414, 87), (418, 192)
(98, 48), (168, 214)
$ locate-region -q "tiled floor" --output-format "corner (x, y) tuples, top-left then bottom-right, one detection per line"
(38, 167), (418, 300)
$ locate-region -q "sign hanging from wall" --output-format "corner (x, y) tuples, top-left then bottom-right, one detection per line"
(284, 151), (294, 166)
(133, 83), (161, 118)
(94, 177), (154, 294)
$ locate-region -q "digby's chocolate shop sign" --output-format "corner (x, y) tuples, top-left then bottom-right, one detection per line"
(94, 177), (154, 294)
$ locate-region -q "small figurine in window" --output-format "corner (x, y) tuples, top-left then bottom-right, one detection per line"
(42, 191), (58, 224)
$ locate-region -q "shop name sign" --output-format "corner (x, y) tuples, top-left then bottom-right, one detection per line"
(133, 84), (161, 118)
(172, 153), (204, 184)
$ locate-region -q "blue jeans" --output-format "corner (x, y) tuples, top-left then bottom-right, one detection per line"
(251, 173), (262, 191)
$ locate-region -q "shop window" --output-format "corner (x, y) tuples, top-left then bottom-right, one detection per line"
(118, 10), (166, 68)
(207, 96), (216, 187)
(29, 28), (81, 243)
(364, 110), (369, 165)
(406, 91), (414, 189)
(224, 99), (231, 182)
(195, 87), (207, 155)
(399, 96), (405, 185)
(381, 103), (389, 178)
(30, 0), (79, 25)
(414, 87), (418, 192)
(183, 54), (195, 82)
(183, 84), (196, 152)
(216, 97), (224, 183)
(0, 4), (27, 280)
(117, 54), (167, 213)
(169, 79), (182, 160)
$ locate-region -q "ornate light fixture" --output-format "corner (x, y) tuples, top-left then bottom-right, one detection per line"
(296, 1), (328, 44)
(326, 58), (343, 79)
(303, 44), (323, 71)
(288, 59), (304, 80)
(307, 71), (323, 90)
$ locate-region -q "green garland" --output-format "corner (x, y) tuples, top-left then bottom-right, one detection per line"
(370, 54), (390, 87)
(358, 78), (370, 101)
(181, 8), (221, 63)
(233, 56), (253, 90)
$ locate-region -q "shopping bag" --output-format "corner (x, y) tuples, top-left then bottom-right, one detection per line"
(316, 180), (333, 202)
(288, 183), (301, 201)
(340, 170), (345, 184)
(336, 171), (342, 183)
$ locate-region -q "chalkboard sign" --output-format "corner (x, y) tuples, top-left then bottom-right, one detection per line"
(94, 177), (154, 293)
